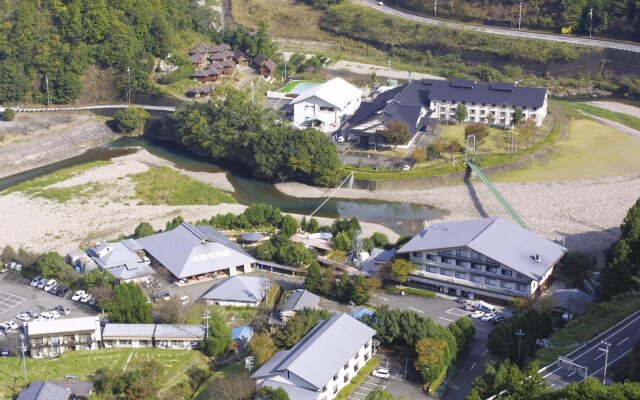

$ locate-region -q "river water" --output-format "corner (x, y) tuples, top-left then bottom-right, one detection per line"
(0, 135), (444, 235)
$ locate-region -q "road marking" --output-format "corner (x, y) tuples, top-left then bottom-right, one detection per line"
(379, 296), (390, 301)
(447, 308), (468, 316)
(568, 371), (576, 377)
(543, 367), (561, 378)
(408, 307), (424, 314)
(481, 350), (488, 356)
(574, 312), (640, 362)
(470, 362), (476, 371)
(589, 347), (635, 377)
(594, 353), (604, 361)
(617, 337), (629, 346)
(439, 316), (455, 322)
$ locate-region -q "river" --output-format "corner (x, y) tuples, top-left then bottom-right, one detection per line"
(0, 135), (444, 235)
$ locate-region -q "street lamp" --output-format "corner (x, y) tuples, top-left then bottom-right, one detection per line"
(203, 310), (211, 339)
(434, 0), (437, 18)
(127, 66), (131, 103)
(589, 8), (594, 38)
(19, 334), (27, 380)
(516, 329), (525, 365)
(518, 1), (522, 30)
(599, 341), (610, 384)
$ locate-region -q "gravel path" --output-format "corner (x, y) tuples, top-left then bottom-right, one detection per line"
(586, 101), (640, 118)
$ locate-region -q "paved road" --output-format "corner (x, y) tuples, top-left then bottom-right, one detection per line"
(542, 309), (640, 388)
(356, 0), (640, 53)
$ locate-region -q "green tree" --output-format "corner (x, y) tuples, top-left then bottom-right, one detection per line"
(133, 222), (154, 238)
(381, 120), (410, 148)
(3, 108), (16, 121)
(386, 259), (415, 283)
(200, 310), (231, 357)
(165, 215), (184, 231)
(334, 271), (351, 301)
(255, 241), (277, 261)
(512, 107), (525, 126)
(256, 386), (290, 400)
(348, 275), (370, 305)
(274, 308), (330, 348)
(556, 252), (595, 286)
(465, 123), (490, 144)
(370, 232), (390, 248)
(113, 107), (150, 135)
(280, 215), (298, 237)
(333, 231), (353, 252)
(248, 332), (277, 366)
(307, 218), (320, 233)
(415, 337), (448, 385)
(304, 263), (324, 293)
(454, 104), (468, 125)
(34, 252), (68, 277)
(0, 61), (30, 103)
(84, 268), (116, 290)
(366, 388), (397, 400)
(106, 282), (152, 323)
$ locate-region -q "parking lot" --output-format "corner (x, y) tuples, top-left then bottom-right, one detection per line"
(349, 350), (431, 400)
(0, 272), (98, 351)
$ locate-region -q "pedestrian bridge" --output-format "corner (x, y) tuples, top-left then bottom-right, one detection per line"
(1, 104), (176, 113)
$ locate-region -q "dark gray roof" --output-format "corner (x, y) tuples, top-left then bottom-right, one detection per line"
(241, 232), (264, 242)
(259, 380), (319, 400)
(136, 223), (256, 279)
(202, 276), (267, 303)
(102, 324), (155, 339)
(189, 43), (210, 55)
(153, 324), (205, 339)
(17, 382), (70, 400)
(263, 59), (277, 72)
(253, 54), (268, 66)
(282, 289), (320, 313)
(397, 217), (567, 280)
(186, 86), (214, 96)
(252, 313), (376, 390)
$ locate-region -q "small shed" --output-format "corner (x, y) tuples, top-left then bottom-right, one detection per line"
(241, 232), (265, 243)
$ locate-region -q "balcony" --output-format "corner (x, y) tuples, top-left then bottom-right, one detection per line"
(410, 269), (530, 297)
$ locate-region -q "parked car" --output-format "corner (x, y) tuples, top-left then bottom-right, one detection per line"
(55, 306), (70, 316)
(481, 313), (495, 322)
(80, 293), (92, 303)
(30, 276), (42, 287)
(55, 286), (69, 297)
(15, 313), (30, 322)
(6, 321), (18, 331)
(87, 298), (97, 307)
(44, 279), (57, 292)
(71, 290), (85, 301)
(470, 310), (485, 319)
(372, 368), (390, 379)
(40, 312), (54, 320)
(49, 310), (61, 319)
(48, 283), (60, 294)
(0, 323), (12, 333)
(37, 279), (47, 289)
(491, 315), (509, 325)
(33, 316), (46, 322)
(0, 347), (11, 357)
(26, 309), (39, 319)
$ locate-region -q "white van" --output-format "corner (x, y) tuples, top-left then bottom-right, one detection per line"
(180, 295), (190, 305)
(474, 300), (496, 313)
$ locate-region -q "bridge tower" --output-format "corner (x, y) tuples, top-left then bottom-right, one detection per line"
(464, 134), (476, 164)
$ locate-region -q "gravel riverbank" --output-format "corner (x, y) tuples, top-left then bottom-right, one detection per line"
(587, 101), (640, 118)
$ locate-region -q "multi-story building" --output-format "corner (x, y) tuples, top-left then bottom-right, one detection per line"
(397, 217), (566, 302)
(102, 323), (205, 349)
(252, 313), (376, 400)
(25, 316), (102, 358)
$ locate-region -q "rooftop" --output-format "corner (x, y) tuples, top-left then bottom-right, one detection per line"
(281, 289), (320, 313)
(102, 324), (156, 338)
(26, 316), (100, 337)
(397, 217), (567, 280)
(153, 324), (206, 339)
(291, 78), (363, 110)
(202, 275), (268, 304)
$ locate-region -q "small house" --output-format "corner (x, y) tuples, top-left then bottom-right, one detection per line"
(102, 324), (155, 348)
(260, 59), (277, 79)
(233, 50), (250, 66)
(280, 289), (320, 319)
(186, 86), (214, 99)
(153, 324), (206, 349)
(202, 276), (269, 307)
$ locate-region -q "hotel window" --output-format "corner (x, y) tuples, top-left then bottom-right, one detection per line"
(343, 374), (350, 383)
(472, 102), (476, 106)
(516, 283), (528, 292)
(486, 266), (498, 273)
(471, 264), (482, 271)
(485, 278), (497, 286)
(455, 272), (466, 279)
(501, 269), (513, 277)
(516, 272), (528, 279)
(491, 104), (497, 107)
(470, 274), (481, 283)
(456, 260), (465, 267)
(334, 386), (339, 394)
(427, 266), (437, 273)
(412, 252), (423, 258)
(440, 269), (452, 276)
(320, 106), (335, 112)
(501, 281), (513, 289)
(426, 254), (437, 261)
(456, 249), (467, 257)
(344, 363), (349, 370)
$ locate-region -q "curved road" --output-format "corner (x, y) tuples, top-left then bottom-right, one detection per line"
(356, 0), (640, 53)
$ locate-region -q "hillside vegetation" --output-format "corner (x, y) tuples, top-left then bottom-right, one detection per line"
(0, 0), (215, 105)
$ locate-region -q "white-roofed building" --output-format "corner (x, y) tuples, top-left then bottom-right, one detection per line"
(25, 316), (102, 358)
(102, 323), (206, 349)
(291, 78), (363, 133)
(85, 239), (155, 283)
(102, 324), (155, 348)
(201, 276), (269, 307)
(397, 217), (567, 301)
(252, 313), (376, 400)
(154, 324), (206, 349)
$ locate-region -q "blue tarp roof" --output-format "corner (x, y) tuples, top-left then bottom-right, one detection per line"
(350, 307), (374, 320)
(231, 325), (253, 341)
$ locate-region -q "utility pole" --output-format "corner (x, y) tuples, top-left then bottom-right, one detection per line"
(19, 334), (27, 380)
(516, 329), (525, 365)
(127, 66), (131, 103)
(404, 358), (408, 381)
(251, 82), (256, 104)
(589, 8), (593, 38)
(434, 0), (437, 18)
(599, 341), (610, 384)
(518, 1), (522, 30)
(45, 75), (51, 107)
(203, 310), (211, 339)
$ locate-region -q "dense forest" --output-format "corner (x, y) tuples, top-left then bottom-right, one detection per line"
(161, 88), (340, 187)
(0, 0), (218, 104)
(392, 0), (640, 41)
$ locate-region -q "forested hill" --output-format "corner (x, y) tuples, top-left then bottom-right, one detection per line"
(387, 0), (640, 41)
(0, 0), (216, 104)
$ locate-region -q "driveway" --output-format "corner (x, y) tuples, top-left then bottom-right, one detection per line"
(370, 292), (464, 327)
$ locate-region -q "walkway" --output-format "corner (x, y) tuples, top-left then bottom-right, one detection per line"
(355, 0), (640, 53)
(6, 104), (176, 113)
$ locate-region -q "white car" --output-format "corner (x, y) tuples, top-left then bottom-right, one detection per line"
(44, 279), (57, 292)
(40, 311), (54, 320)
(480, 313), (495, 322)
(0, 323), (11, 333)
(71, 290), (85, 301)
(30, 276), (42, 287)
(80, 293), (92, 303)
(372, 368), (390, 379)
(37, 279), (47, 289)
(6, 320), (18, 330)
(377, 1), (384, 5)
(49, 310), (61, 319)
(15, 313), (30, 322)
(470, 310), (485, 319)
(33, 316), (46, 322)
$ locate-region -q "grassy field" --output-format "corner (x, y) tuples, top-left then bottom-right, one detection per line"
(2, 161), (111, 202)
(439, 124), (510, 154)
(562, 102), (640, 132)
(0, 348), (209, 400)
(278, 80), (324, 93)
(130, 167), (236, 206)
(495, 119), (640, 182)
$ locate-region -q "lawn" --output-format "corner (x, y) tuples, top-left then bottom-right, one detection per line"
(562, 101), (640, 132)
(130, 166), (236, 206)
(439, 124), (510, 154)
(278, 80), (324, 93)
(495, 119), (640, 182)
(0, 348), (209, 400)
